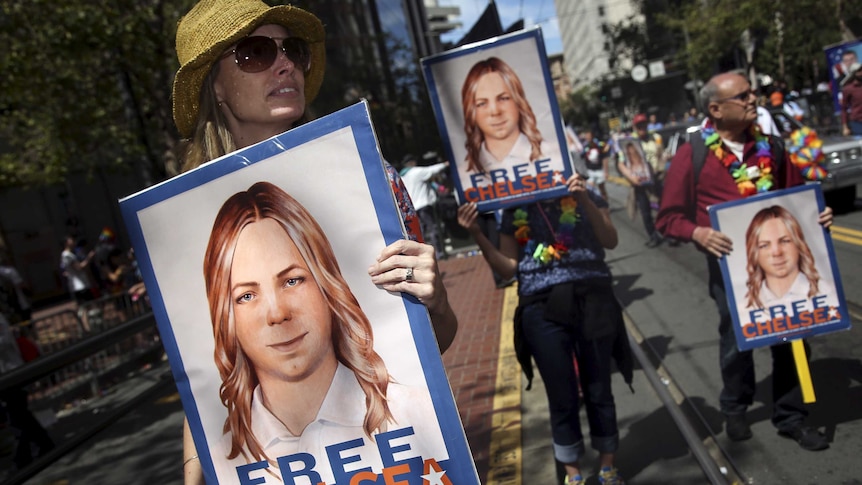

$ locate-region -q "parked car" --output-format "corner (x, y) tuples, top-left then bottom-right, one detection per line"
(657, 111), (862, 211)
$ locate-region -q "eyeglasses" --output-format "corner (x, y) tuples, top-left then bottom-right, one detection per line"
(714, 89), (755, 104)
(222, 36), (311, 74)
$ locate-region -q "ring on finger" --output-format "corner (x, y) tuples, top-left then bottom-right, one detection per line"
(405, 267), (414, 282)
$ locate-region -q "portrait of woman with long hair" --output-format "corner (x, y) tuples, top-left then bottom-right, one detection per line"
(461, 57), (559, 174)
(743, 205), (829, 310)
(203, 181), (443, 480)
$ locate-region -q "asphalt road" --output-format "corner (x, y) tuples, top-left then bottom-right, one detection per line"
(600, 180), (862, 485)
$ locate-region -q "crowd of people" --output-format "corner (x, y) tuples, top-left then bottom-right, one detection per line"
(58, 228), (143, 307)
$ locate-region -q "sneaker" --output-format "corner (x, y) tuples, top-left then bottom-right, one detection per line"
(645, 232), (663, 248)
(563, 474), (585, 485)
(778, 424), (830, 451)
(598, 466), (625, 485)
(495, 276), (517, 289)
(726, 414), (753, 441)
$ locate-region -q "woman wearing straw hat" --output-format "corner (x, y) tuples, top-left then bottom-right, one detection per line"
(170, 0), (458, 483)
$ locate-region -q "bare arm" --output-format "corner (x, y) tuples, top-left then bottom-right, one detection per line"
(456, 204), (518, 281)
(566, 174), (618, 249)
(183, 418), (204, 485)
(616, 159), (638, 185)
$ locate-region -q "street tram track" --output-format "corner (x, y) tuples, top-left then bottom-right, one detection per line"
(623, 296), (861, 485)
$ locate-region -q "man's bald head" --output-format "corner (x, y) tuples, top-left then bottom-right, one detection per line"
(699, 72), (757, 132)
(700, 72), (748, 108)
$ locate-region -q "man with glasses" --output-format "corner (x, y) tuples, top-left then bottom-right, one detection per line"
(656, 71), (833, 451)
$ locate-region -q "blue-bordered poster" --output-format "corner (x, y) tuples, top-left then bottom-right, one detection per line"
(824, 39), (862, 113)
(119, 101), (478, 485)
(421, 27), (575, 212)
(708, 185), (850, 351)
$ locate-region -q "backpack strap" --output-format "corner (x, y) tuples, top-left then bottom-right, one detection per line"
(767, 135), (785, 171)
(690, 133), (707, 185)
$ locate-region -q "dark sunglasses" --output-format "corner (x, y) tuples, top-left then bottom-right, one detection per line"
(715, 89), (755, 104)
(222, 36), (311, 74)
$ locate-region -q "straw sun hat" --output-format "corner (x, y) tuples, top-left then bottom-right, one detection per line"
(172, 0), (326, 137)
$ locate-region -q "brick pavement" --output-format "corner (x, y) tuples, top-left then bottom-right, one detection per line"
(437, 253), (506, 483)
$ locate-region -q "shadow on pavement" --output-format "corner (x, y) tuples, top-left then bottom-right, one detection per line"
(612, 274), (655, 308)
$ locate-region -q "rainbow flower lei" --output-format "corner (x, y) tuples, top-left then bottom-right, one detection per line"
(701, 120), (774, 196)
(788, 127), (828, 181)
(513, 197), (581, 264)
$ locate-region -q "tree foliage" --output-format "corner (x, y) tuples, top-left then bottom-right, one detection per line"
(559, 86), (607, 130)
(662, 0), (862, 87)
(0, 0), (442, 188)
(0, 0), (191, 188)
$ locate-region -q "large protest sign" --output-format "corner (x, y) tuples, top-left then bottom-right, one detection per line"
(824, 39), (862, 113)
(421, 27), (575, 212)
(709, 185), (850, 352)
(119, 102), (478, 485)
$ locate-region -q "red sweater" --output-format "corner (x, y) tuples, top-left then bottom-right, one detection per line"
(841, 80), (862, 125)
(656, 135), (804, 242)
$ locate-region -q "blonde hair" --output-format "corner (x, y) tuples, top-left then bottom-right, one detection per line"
(203, 182), (393, 464)
(744, 205), (820, 309)
(461, 57), (543, 172)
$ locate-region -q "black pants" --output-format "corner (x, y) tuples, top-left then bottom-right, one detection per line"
(633, 186), (657, 237)
(417, 206), (442, 256)
(0, 387), (55, 469)
(707, 257), (807, 431)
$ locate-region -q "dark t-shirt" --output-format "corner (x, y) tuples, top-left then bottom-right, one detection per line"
(500, 191), (612, 296)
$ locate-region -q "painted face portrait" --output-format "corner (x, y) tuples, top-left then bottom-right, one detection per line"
(230, 218), (336, 385)
(744, 205), (820, 309)
(754, 218), (800, 281)
(473, 71), (521, 143)
(625, 143), (643, 166)
(461, 57), (543, 173)
(203, 181), (392, 464)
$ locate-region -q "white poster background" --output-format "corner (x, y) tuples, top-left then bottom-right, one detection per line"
(135, 127), (447, 483)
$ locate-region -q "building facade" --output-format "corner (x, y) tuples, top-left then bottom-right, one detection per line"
(554, 0), (639, 89)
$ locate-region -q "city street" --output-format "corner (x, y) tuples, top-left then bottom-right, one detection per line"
(16, 181), (862, 485)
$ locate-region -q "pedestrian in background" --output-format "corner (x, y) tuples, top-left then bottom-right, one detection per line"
(0, 255), (31, 323)
(631, 113), (665, 202)
(399, 154), (449, 258)
(580, 129), (610, 201)
(59, 236), (95, 304)
(656, 71), (832, 451)
(0, 313), (55, 471)
(457, 173), (629, 485)
(840, 62), (862, 136)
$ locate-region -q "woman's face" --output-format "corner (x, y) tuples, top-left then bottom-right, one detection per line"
(473, 72), (520, 143)
(230, 218), (335, 384)
(755, 218), (800, 280)
(213, 24), (306, 146)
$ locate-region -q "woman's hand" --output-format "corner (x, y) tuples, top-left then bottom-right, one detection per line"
(819, 206), (833, 229)
(566, 173), (590, 201)
(368, 239), (457, 352)
(368, 239), (447, 315)
(456, 203), (481, 235)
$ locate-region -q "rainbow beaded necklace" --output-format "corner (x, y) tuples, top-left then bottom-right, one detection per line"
(701, 120), (774, 196)
(513, 197), (581, 264)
